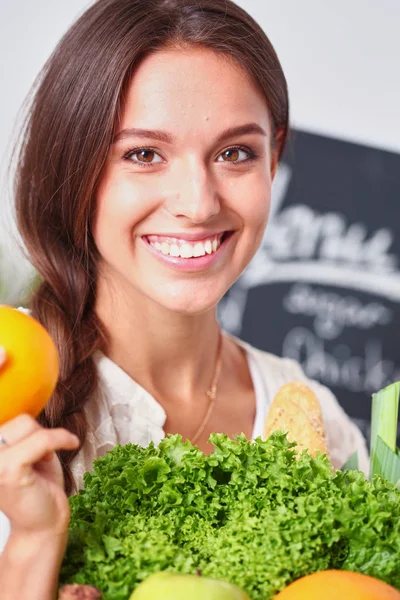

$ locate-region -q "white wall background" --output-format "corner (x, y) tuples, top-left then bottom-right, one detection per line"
(1, 0), (400, 301)
(236, 0), (400, 154)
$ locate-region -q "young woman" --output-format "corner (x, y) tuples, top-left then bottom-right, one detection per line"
(0, 0), (368, 597)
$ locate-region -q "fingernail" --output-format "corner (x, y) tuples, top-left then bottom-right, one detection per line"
(71, 434), (80, 444)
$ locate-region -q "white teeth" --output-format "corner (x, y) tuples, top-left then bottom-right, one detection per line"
(204, 240), (213, 255)
(170, 244), (180, 257)
(148, 235), (223, 258)
(193, 243), (206, 257)
(180, 243), (194, 258)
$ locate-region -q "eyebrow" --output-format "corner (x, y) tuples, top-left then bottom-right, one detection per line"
(113, 122), (268, 145)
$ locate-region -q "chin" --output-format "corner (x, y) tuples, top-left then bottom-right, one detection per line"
(149, 281), (228, 316)
(156, 294), (220, 316)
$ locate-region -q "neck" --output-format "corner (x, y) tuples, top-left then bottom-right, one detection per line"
(95, 282), (221, 407)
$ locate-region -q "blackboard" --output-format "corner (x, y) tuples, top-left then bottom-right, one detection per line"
(219, 129), (400, 444)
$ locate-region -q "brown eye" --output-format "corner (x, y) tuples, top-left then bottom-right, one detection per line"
(126, 148), (163, 165)
(137, 150), (155, 163)
(222, 149), (239, 162)
(217, 147), (252, 163)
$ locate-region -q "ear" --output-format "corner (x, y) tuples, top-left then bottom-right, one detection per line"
(270, 127), (286, 180)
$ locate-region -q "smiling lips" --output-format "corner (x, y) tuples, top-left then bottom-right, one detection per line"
(145, 233), (224, 259)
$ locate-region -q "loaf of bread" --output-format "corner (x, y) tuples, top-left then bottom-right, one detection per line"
(263, 382), (329, 459)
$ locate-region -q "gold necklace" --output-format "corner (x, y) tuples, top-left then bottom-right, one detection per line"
(191, 332), (223, 445)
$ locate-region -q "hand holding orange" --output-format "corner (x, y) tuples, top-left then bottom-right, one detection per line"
(0, 305), (59, 425)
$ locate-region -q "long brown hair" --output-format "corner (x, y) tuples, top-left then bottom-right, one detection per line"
(14, 0), (289, 495)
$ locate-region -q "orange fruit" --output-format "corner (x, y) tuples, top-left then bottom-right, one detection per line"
(274, 570), (400, 599)
(0, 305), (59, 425)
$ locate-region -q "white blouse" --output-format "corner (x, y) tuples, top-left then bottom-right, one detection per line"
(0, 335), (369, 553)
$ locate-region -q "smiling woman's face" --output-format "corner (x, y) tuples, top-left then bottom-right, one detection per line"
(93, 47), (278, 315)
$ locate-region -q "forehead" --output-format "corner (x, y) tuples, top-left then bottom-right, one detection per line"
(119, 47), (271, 135)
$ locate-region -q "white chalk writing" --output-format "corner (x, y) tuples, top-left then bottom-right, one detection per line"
(282, 327), (400, 394)
(283, 283), (392, 340)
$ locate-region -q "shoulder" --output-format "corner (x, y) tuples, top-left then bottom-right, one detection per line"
(232, 336), (369, 474)
(232, 334), (315, 391)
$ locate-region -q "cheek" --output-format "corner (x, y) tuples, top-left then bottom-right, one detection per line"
(227, 172), (272, 231)
(92, 171), (156, 250)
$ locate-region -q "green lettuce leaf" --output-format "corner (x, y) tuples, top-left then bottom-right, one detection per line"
(61, 434), (400, 599)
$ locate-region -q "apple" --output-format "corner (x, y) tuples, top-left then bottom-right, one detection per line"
(129, 571), (251, 599)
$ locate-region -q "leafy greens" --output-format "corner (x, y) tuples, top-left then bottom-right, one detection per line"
(61, 433), (400, 599)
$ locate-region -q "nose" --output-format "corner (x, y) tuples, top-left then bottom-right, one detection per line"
(165, 157), (220, 223)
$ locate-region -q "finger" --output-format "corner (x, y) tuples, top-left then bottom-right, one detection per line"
(0, 429), (79, 476)
(0, 414), (42, 446)
(41, 451), (55, 462)
(0, 346), (6, 368)
(19, 429), (80, 466)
